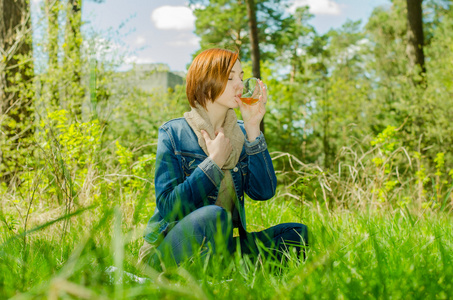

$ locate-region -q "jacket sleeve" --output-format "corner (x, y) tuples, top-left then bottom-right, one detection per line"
(154, 126), (224, 222)
(243, 132), (277, 200)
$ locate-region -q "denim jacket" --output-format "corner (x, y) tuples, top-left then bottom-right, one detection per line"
(143, 117), (277, 244)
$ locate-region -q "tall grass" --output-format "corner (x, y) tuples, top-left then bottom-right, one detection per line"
(1, 186), (452, 299)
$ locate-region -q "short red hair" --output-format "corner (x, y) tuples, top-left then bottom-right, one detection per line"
(186, 48), (239, 109)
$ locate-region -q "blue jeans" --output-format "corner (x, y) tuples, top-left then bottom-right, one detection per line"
(148, 205), (308, 268)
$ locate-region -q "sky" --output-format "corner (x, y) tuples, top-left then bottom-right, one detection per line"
(77, 0), (390, 72)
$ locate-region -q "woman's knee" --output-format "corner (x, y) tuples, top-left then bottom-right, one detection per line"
(190, 206), (233, 251)
(189, 205), (232, 236)
(194, 205), (229, 224)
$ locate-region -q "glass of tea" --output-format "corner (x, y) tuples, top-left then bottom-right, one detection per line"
(240, 77), (265, 105)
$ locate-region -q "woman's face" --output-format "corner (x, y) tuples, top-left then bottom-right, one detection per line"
(213, 60), (244, 110)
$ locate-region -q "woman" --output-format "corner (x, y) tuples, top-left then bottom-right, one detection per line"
(139, 48), (308, 268)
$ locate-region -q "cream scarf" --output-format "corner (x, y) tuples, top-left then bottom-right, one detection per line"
(184, 102), (244, 212)
(183, 102), (244, 170)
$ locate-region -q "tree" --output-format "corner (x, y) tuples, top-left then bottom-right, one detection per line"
(190, 0), (290, 59)
(406, 0), (426, 83)
(363, 0), (453, 172)
(0, 0), (34, 181)
(45, 0), (60, 106)
(190, 0), (248, 55)
(274, 6), (315, 83)
(43, 0), (103, 117)
(64, 0), (84, 117)
(246, 0), (260, 79)
(245, 0), (264, 132)
(45, 0), (59, 67)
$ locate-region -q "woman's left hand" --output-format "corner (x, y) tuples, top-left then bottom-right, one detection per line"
(236, 79), (267, 140)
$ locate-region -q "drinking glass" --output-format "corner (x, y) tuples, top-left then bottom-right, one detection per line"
(240, 77), (265, 105)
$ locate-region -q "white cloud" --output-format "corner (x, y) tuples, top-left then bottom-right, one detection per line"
(151, 6), (195, 30)
(290, 0), (342, 16)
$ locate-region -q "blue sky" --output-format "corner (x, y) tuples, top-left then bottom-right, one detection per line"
(79, 0), (390, 72)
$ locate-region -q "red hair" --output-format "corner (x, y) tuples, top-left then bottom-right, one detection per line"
(186, 48), (239, 109)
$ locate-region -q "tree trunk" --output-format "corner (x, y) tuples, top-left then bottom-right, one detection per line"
(406, 0), (425, 81)
(322, 82), (330, 169)
(46, 0), (59, 67)
(0, 0), (32, 115)
(0, 0), (34, 180)
(64, 0), (84, 118)
(245, 0), (264, 133)
(290, 43), (299, 84)
(246, 0), (260, 79)
(45, 0), (60, 106)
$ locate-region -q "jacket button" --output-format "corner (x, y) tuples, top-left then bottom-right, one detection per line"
(233, 167), (238, 172)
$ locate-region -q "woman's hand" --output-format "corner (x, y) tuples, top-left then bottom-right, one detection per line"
(236, 79), (267, 141)
(201, 128), (232, 169)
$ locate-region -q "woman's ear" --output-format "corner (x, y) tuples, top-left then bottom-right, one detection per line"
(207, 90), (213, 103)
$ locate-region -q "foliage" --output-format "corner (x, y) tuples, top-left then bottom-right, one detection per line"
(0, 40), (35, 181)
(189, 0), (292, 61)
(34, 109), (101, 203)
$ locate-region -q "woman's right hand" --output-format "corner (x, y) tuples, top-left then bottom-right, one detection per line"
(201, 128), (232, 169)
(236, 79), (267, 141)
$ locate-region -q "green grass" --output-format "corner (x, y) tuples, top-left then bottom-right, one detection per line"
(1, 196), (452, 299)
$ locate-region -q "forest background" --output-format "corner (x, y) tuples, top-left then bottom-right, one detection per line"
(1, 0), (453, 298)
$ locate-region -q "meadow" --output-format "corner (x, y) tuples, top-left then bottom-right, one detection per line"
(1, 191), (452, 299)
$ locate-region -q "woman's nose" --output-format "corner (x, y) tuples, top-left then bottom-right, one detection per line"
(237, 80), (244, 90)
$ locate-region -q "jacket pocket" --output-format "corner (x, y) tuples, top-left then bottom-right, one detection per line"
(181, 153), (205, 178)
